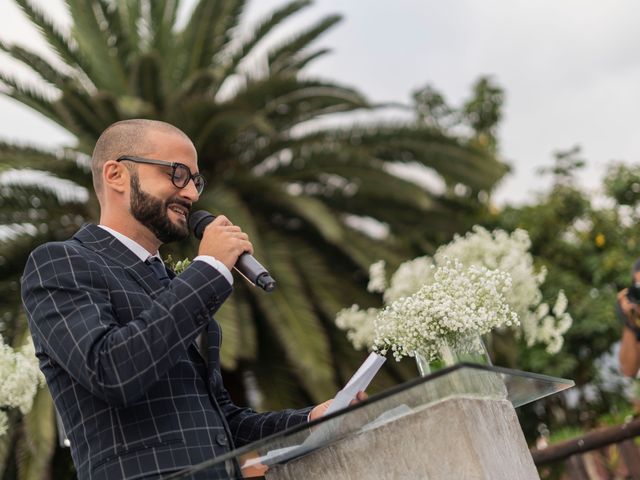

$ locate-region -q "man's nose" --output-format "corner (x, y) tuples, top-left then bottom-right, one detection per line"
(180, 178), (200, 201)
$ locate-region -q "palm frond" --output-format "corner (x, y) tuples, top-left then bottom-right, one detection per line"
(0, 142), (89, 185)
(277, 163), (440, 214)
(168, 95), (270, 155)
(175, 0), (243, 82)
(337, 225), (409, 270)
(281, 125), (507, 190)
(196, 185), (263, 250)
(260, 81), (369, 118)
(0, 169), (89, 209)
(115, 0), (141, 53)
(0, 70), (61, 124)
(13, 0), (87, 71)
(286, 236), (373, 320)
(64, 0), (129, 93)
(129, 53), (164, 113)
(216, 0), (248, 56)
(268, 14), (342, 74)
(95, 0), (136, 69)
(252, 320), (311, 410)
(251, 230), (336, 401)
(214, 284), (260, 369)
(282, 47), (332, 72)
(216, 0), (311, 88)
(358, 126), (507, 189)
(214, 77), (369, 146)
(54, 83), (116, 142)
(148, 0), (180, 55)
(168, 70), (218, 105)
(0, 41), (69, 90)
(236, 175), (345, 246)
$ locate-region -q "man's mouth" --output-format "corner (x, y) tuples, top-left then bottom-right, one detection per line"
(168, 204), (190, 220)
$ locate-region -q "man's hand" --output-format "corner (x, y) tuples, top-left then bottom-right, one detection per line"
(197, 215), (253, 270)
(308, 391), (368, 422)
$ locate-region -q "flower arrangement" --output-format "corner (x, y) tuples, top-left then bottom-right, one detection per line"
(0, 335), (45, 437)
(335, 226), (572, 361)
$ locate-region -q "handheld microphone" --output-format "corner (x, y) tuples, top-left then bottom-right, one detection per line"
(188, 210), (276, 292)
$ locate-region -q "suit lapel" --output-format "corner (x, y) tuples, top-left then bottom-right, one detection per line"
(73, 224), (164, 295)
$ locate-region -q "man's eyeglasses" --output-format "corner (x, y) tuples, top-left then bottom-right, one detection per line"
(117, 155), (206, 195)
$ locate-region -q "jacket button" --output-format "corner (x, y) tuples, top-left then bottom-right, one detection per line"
(216, 433), (228, 446)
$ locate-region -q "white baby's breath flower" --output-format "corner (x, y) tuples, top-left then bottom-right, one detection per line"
(367, 260), (387, 293)
(553, 290), (568, 316)
(0, 335), (43, 436)
(384, 256), (434, 303)
(335, 305), (378, 350)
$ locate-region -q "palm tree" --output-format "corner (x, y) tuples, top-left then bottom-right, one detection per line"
(0, 0), (507, 477)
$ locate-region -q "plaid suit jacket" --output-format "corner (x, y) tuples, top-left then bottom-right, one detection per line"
(21, 224), (312, 479)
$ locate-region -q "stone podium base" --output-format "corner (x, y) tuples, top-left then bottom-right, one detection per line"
(266, 397), (539, 480)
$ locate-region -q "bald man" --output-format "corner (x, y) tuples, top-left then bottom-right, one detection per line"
(21, 120), (336, 479)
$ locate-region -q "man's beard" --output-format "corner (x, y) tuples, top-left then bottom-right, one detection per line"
(129, 174), (191, 244)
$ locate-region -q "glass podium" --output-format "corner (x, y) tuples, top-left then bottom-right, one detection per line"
(163, 364), (574, 479)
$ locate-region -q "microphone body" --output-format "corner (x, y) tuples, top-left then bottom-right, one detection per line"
(189, 210), (276, 292)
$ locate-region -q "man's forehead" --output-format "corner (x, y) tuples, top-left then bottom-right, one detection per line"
(144, 130), (197, 163)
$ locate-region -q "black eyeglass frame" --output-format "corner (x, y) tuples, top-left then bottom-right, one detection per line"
(116, 155), (206, 194)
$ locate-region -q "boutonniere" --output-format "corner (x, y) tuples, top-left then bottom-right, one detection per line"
(164, 255), (192, 274)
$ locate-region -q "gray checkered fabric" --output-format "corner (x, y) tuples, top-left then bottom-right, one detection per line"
(21, 224), (312, 479)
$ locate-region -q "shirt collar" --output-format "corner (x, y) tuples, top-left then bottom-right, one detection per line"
(97, 225), (161, 263)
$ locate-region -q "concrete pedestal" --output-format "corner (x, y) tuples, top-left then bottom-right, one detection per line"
(266, 397), (539, 480)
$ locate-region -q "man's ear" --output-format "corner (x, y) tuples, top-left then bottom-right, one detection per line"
(102, 160), (128, 193)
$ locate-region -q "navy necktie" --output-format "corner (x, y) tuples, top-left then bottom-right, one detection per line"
(146, 257), (171, 287)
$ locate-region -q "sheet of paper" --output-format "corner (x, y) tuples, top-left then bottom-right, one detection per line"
(323, 352), (386, 416)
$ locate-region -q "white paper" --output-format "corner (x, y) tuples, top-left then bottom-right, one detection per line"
(323, 352), (386, 416)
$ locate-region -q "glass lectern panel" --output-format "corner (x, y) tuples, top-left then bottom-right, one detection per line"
(163, 364), (574, 479)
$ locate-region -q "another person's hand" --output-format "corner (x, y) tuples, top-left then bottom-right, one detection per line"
(198, 215), (253, 269)
(618, 289), (640, 335)
(618, 289), (637, 319)
(308, 391), (368, 422)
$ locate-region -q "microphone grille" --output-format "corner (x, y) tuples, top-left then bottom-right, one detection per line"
(188, 210), (215, 239)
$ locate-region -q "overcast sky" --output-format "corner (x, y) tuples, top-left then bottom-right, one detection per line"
(1, 0), (639, 205)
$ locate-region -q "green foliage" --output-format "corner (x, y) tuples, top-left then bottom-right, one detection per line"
(461, 76), (504, 151)
(486, 146), (640, 443)
(603, 162), (640, 206)
(412, 75), (505, 152)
